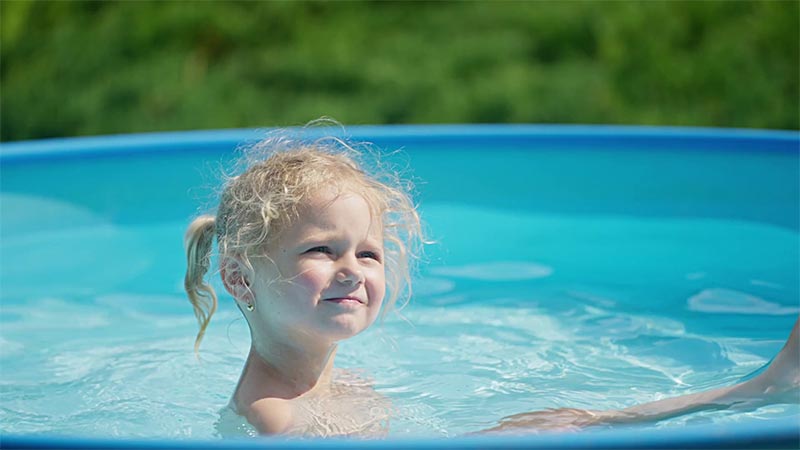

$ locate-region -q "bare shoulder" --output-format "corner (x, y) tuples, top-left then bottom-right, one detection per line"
(244, 397), (295, 435)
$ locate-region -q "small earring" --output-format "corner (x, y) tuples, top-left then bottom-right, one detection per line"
(246, 302), (255, 312)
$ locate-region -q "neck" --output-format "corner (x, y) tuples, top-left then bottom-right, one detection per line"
(236, 333), (338, 402)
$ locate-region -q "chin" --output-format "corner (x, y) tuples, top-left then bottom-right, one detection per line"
(319, 316), (375, 342)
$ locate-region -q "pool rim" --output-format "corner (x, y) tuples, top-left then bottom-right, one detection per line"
(1, 124), (798, 163)
(2, 416), (799, 449)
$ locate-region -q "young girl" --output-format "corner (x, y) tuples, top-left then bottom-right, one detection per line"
(184, 131), (799, 437)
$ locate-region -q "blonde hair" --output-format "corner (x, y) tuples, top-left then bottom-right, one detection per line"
(184, 131), (422, 351)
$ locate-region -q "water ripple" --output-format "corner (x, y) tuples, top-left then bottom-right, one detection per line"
(430, 261), (553, 281)
(687, 288), (799, 315)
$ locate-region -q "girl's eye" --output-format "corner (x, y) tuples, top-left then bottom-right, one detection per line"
(305, 246), (332, 254)
(358, 251), (382, 262)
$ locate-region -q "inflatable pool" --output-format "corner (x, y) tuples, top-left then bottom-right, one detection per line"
(1, 125), (798, 449)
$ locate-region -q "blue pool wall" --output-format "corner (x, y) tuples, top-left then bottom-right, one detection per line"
(3, 125), (799, 232)
(1, 125), (798, 449)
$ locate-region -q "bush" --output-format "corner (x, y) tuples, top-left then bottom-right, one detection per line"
(1, 0), (797, 141)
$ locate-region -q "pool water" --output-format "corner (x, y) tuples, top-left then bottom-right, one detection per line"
(1, 129), (798, 440)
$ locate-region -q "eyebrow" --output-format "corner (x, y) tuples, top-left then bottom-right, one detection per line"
(295, 232), (383, 248)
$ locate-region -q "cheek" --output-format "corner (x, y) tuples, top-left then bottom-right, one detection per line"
(368, 269), (387, 306)
(288, 265), (331, 297)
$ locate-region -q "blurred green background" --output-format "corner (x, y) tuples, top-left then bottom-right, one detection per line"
(1, 0), (798, 142)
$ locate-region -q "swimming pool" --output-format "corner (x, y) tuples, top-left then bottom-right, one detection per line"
(1, 125), (798, 448)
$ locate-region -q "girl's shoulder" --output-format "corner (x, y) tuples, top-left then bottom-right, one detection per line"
(227, 396), (294, 436)
(227, 369), (391, 437)
(247, 397), (295, 434)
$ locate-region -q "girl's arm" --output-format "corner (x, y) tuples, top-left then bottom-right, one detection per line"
(483, 317), (799, 434)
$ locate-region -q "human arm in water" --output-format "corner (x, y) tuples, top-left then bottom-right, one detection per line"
(483, 317), (800, 433)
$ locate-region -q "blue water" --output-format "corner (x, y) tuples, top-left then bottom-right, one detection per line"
(1, 132), (798, 440)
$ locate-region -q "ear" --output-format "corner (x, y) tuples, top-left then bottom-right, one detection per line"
(220, 255), (254, 306)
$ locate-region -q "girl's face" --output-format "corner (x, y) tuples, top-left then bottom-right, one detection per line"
(251, 189), (386, 343)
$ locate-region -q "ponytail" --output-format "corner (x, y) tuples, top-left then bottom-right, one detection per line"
(184, 215), (218, 353)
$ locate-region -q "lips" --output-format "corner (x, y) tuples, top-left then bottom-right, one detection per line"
(323, 296), (364, 305)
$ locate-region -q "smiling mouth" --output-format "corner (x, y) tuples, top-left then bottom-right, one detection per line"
(323, 296), (364, 305)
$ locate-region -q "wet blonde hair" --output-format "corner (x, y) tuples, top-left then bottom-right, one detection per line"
(184, 131), (422, 351)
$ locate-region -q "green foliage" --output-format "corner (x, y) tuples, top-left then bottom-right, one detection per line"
(1, 0), (797, 141)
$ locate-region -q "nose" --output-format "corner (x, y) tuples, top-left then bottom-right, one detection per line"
(336, 259), (364, 286)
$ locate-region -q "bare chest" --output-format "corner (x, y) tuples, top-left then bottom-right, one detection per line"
(287, 377), (391, 437)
